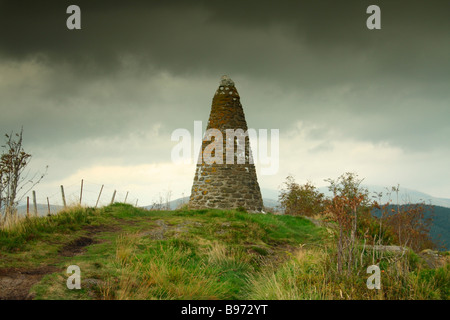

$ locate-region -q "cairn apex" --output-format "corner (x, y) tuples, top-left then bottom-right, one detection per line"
(220, 75), (235, 87)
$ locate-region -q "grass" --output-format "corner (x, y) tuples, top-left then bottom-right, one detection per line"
(0, 205), (102, 252)
(245, 246), (449, 300)
(0, 203), (448, 300)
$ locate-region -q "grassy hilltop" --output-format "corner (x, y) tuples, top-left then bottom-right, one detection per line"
(0, 204), (448, 300)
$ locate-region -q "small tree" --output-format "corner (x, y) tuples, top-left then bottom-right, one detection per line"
(279, 175), (325, 217)
(0, 128), (46, 224)
(324, 172), (369, 275)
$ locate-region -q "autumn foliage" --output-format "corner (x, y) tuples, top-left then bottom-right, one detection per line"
(378, 202), (436, 252)
(279, 173), (440, 272)
(278, 176), (325, 217)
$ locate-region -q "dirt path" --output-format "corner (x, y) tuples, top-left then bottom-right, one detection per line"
(0, 266), (59, 300)
(0, 223), (122, 300)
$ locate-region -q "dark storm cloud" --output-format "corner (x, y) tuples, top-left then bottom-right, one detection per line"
(1, 0), (448, 79)
(0, 0), (449, 152)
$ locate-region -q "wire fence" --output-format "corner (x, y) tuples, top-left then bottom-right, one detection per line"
(19, 179), (141, 217)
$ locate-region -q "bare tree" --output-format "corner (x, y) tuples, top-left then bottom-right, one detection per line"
(0, 128), (47, 224)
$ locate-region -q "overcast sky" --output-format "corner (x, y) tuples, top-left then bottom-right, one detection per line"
(0, 0), (449, 206)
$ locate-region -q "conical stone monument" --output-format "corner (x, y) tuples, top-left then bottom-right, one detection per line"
(188, 75), (264, 212)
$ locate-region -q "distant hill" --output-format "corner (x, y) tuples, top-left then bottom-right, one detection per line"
(430, 206), (450, 250)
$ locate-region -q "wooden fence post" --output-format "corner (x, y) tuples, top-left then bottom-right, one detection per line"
(95, 184), (104, 209)
(27, 196), (30, 217)
(124, 191), (129, 203)
(110, 190), (116, 205)
(32, 190), (38, 216)
(135, 199), (138, 207)
(80, 179), (84, 205)
(61, 185), (67, 208)
(47, 197), (51, 215)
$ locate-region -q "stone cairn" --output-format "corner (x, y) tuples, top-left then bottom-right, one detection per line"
(188, 75), (264, 212)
